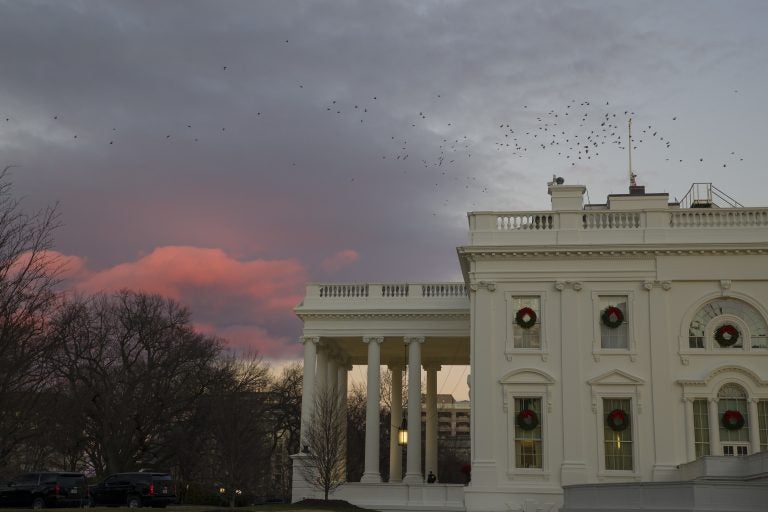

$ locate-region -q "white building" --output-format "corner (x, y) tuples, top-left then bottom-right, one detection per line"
(291, 179), (768, 512)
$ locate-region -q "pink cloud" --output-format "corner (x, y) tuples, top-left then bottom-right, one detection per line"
(61, 246), (307, 358)
(321, 249), (359, 273)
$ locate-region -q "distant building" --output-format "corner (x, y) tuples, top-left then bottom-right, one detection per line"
(291, 180), (768, 512)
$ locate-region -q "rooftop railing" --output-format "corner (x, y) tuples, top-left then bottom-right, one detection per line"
(309, 282), (468, 300)
(469, 207), (768, 245)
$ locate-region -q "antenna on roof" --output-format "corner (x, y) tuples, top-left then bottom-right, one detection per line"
(628, 117), (637, 187)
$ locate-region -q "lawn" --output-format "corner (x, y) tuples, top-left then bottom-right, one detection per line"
(0, 501), (377, 512)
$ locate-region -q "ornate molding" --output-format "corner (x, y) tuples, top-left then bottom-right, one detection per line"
(461, 246), (768, 259)
(720, 279), (732, 295)
(470, 280), (496, 292)
(642, 280), (672, 291)
(554, 280), (582, 291)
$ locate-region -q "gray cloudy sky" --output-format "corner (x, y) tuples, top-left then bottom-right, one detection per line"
(2, 1), (767, 364)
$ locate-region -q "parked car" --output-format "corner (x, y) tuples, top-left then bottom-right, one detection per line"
(89, 472), (176, 508)
(0, 472), (88, 509)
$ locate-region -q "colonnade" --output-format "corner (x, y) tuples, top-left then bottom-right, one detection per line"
(299, 335), (442, 484)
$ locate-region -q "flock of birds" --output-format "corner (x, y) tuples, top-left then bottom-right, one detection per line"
(0, 53), (747, 213)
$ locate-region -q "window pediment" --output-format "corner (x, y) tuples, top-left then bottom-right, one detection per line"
(588, 369), (644, 387)
(499, 368), (555, 386)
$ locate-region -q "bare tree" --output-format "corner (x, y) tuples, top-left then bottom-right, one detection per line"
(51, 290), (222, 475)
(0, 168), (61, 468)
(301, 388), (347, 500)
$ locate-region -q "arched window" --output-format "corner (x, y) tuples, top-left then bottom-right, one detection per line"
(688, 298), (768, 350)
(717, 384), (750, 455)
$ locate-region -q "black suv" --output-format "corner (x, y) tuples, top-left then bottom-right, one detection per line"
(89, 472), (176, 508)
(0, 472), (88, 509)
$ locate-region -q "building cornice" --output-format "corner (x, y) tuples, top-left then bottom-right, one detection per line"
(457, 243), (768, 261)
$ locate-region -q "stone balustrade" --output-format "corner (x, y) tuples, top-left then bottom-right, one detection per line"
(469, 208), (768, 246)
(311, 282), (468, 300)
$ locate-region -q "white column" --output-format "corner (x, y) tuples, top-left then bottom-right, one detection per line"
(361, 336), (384, 483)
(316, 344), (328, 396)
(684, 398), (696, 461)
(299, 336), (318, 452)
(403, 336), (424, 484)
(328, 356), (339, 397)
(389, 364), (404, 482)
(708, 398), (721, 456)
(748, 398), (760, 454)
(425, 363), (440, 482)
(338, 363), (350, 481)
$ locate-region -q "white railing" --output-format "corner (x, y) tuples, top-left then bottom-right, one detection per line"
(381, 284), (409, 297)
(582, 211), (642, 229)
(422, 283), (467, 297)
(496, 213), (556, 231)
(319, 284), (369, 298)
(670, 209), (768, 228)
(471, 208), (768, 235)
(311, 283), (467, 299)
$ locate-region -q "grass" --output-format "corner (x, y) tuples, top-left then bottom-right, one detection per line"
(0, 502), (378, 512)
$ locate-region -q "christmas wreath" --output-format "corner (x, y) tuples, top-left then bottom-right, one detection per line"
(515, 307), (537, 329)
(714, 324), (739, 347)
(601, 306), (624, 328)
(516, 408), (540, 431)
(606, 408), (629, 431)
(721, 410), (745, 430)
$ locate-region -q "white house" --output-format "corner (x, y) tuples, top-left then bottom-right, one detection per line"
(291, 179), (768, 512)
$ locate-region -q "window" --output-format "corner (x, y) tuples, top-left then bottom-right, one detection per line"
(693, 399), (710, 457)
(688, 298), (768, 350)
(600, 296), (628, 349)
(718, 384), (750, 448)
(514, 398), (542, 469)
(758, 400), (768, 451)
(723, 445), (748, 456)
(603, 398), (633, 470)
(512, 296), (541, 349)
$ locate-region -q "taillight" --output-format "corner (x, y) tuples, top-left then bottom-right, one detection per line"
(54, 483), (61, 496)
(148, 484), (155, 496)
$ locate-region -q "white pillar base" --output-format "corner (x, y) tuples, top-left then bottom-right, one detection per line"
(402, 473), (423, 485)
(360, 472), (383, 483)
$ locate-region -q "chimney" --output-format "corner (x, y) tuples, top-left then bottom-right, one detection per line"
(548, 178), (586, 211)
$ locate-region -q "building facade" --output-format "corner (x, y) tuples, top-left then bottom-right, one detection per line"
(292, 180), (768, 511)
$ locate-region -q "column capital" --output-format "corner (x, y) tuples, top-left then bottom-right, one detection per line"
(300, 335), (320, 345)
(362, 336), (384, 344)
(388, 363), (404, 372)
(404, 335), (425, 345)
(423, 363), (442, 372)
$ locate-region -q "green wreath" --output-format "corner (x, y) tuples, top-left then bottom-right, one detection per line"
(721, 410), (745, 430)
(714, 324), (739, 347)
(601, 306), (624, 329)
(515, 307), (537, 329)
(516, 409), (540, 431)
(606, 408), (629, 431)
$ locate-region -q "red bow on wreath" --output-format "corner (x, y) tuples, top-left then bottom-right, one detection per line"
(721, 410), (745, 430)
(606, 408), (629, 431)
(515, 307), (537, 329)
(714, 324), (740, 347)
(601, 306), (624, 328)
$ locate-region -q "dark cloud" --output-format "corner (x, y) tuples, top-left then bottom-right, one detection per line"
(1, 0), (766, 356)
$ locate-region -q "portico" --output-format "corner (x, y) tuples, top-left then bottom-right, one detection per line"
(292, 283), (470, 502)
